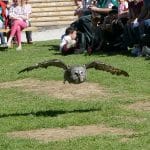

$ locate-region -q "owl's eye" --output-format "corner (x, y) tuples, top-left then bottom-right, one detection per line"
(74, 72), (79, 76)
(80, 71), (83, 74)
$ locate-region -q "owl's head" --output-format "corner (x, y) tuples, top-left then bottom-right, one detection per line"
(70, 66), (87, 83)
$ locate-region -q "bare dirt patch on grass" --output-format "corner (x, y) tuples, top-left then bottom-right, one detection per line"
(0, 78), (107, 100)
(7, 124), (134, 142)
(127, 101), (150, 111)
(114, 116), (147, 123)
(119, 137), (131, 143)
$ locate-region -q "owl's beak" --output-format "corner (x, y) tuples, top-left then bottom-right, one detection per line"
(75, 72), (85, 83)
(79, 76), (84, 82)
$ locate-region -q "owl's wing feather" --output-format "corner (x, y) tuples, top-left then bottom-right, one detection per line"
(85, 61), (129, 77)
(18, 59), (68, 74)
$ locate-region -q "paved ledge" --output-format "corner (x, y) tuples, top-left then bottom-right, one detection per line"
(21, 26), (67, 42)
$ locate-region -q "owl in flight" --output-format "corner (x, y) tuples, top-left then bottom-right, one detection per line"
(18, 59), (129, 84)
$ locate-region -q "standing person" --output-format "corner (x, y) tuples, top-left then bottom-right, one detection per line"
(25, 0), (32, 44)
(7, 0), (30, 50)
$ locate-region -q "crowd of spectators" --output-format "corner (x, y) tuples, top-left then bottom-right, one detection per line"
(0, 0), (149, 57)
(60, 0), (150, 58)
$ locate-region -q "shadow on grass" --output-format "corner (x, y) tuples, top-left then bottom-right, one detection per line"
(48, 44), (64, 55)
(0, 108), (101, 118)
(0, 47), (8, 51)
(90, 48), (132, 57)
(48, 44), (60, 51)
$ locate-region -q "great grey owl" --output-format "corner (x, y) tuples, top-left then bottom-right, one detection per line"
(18, 59), (129, 84)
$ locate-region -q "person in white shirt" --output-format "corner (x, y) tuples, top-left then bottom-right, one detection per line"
(60, 27), (77, 55)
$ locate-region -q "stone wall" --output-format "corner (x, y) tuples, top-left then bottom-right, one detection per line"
(29, 0), (77, 29)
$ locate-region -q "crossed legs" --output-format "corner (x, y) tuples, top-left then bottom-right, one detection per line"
(7, 20), (27, 50)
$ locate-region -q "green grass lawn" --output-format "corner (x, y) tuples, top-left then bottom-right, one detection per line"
(0, 40), (149, 150)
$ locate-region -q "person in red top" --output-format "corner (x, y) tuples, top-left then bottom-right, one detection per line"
(0, 0), (7, 28)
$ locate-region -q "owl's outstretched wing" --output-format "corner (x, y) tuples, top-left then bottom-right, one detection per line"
(18, 59), (68, 74)
(85, 61), (129, 77)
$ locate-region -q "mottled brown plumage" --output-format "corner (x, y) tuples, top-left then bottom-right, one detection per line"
(18, 59), (129, 84)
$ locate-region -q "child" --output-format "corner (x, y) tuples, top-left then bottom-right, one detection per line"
(60, 27), (77, 55)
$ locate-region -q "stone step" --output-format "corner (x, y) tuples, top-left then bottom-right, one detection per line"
(32, 6), (76, 12)
(29, 0), (77, 29)
(31, 1), (75, 8)
(32, 20), (74, 27)
(31, 16), (77, 22)
(31, 11), (75, 17)
(30, 0), (73, 3)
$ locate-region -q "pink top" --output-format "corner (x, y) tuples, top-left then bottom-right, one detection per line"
(119, 1), (128, 14)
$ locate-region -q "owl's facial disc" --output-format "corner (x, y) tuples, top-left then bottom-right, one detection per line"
(71, 66), (86, 83)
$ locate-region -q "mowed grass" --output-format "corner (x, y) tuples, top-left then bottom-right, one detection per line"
(0, 40), (149, 150)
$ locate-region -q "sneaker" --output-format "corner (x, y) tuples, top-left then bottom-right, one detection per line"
(16, 46), (22, 51)
(27, 41), (33, 44)
(0, 44), (7, 48)
(6, 43), (12, 48)
(142, 46), (150, 56)
(131, 45), (142, 57)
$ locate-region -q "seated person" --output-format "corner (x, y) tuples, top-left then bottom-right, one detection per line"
(125, 0), (150, 57)
(122, 0), (144, 53)
(74, 0), (92, 18)
(25, 0), (32, 44)
(118, 0), (128, 14)
(0, 6), (6, 47)
(7, 0), (31, 50)
(118, 0), (129, 19)
(128, 0), (143, 22)
(91, 8), (125, 52)
(71, 0), (119, 51)
(60, 27), (78, 55)
(0, 0), (8, 47)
